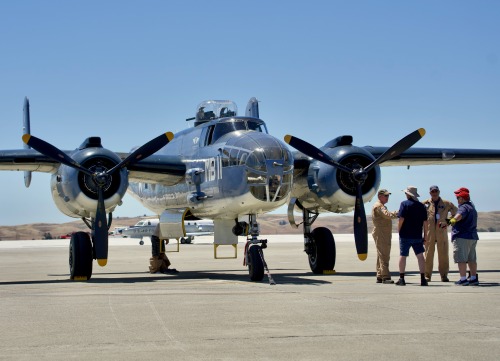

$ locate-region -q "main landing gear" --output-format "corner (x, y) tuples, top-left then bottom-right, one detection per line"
(69, 231), (93, 280)
(241, 214), (275, 284)
(69, 214), (112, 281)
(180, 236), (193, 244)
(288, 199), (336, 274)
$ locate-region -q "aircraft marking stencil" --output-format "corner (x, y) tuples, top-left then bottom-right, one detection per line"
(1, 97), (500, 281)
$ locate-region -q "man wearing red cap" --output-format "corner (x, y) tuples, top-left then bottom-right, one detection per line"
(447, 187), (479, 286)
(422, 185), (457, 282)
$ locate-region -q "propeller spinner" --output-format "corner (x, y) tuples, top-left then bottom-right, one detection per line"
(285, 128), (426, 260)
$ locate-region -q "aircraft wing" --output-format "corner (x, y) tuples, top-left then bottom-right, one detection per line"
(185, 231), (214, 237)
(0, 149), (59, 172)
(365, 146), (500, 166)
(116, 153), (186, 185)
(0, 149), (186, 185)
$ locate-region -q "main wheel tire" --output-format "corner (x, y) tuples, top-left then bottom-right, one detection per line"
(248, 245), (265, 281)
(69, 232), (93, 280)
(308, 227), (336, 274)
(180, 237), (186, 244)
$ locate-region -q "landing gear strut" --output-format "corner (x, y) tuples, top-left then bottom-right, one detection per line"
(243, 214), (275, 284)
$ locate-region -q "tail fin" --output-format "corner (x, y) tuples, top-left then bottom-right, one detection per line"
(23, 97), (32, 188)
(245, 97), (259, 118)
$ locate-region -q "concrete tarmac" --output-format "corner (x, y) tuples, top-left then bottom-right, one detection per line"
(0, 233), (499, 361)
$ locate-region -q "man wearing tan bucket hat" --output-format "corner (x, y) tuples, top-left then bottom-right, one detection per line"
(396, 186), (428, 286)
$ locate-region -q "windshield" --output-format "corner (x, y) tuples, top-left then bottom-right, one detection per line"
(206, 118), (268, 145)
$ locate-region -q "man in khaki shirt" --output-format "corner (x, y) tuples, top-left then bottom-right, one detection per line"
(371, 189), (399, 283)
(422, 185), (457, 282)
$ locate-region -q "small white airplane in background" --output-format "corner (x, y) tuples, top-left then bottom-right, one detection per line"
(120, 218), (214, 245)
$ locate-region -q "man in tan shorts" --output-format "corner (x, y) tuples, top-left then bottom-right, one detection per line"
(371, 189), (399, 283)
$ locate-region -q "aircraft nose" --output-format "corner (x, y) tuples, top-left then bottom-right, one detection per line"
(223, 132), (293, 202)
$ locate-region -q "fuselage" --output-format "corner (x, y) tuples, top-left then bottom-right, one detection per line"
(127, 116), (293, 219)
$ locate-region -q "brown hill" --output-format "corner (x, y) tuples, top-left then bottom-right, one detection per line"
(0, 216), (145, 241)
(1, 212), (499, 241)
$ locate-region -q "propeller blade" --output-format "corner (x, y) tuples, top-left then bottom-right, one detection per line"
(22, 134), (93, 176)
(108, 132), (174, 175)
(284, 135), (352, 173)
(353, 183), (368, 261)
(365, 128), (426, 172)
(94, 186), (109, 266)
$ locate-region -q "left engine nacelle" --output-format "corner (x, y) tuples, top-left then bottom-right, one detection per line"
(50, 147), (128, 218)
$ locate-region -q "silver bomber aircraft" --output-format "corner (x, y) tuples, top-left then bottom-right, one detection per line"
(1, 97), (500, 282)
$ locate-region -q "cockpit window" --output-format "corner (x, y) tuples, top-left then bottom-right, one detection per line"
(206, 118), (268, 145)
(247, 121), (266, 132)
(212, 121), (247, 144)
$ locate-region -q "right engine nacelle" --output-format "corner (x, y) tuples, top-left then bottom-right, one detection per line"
(291, 144), (381, 214)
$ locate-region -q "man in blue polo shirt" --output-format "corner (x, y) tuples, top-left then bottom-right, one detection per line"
(396, 186), (429, 286)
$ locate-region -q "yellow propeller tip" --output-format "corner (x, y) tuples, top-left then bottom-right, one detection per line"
(97, 259), (107, 267)
(358, 253), (367, 261)
(284, 135), (292, 144)
(165, 132), (174, 141)
(418, 128), (426, 137)
(22, 134), (31, 144)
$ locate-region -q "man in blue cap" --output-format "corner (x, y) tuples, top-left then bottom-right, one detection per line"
(422, 185), (457, 282)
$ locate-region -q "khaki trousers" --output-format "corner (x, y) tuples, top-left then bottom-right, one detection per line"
(373, 230), (392, 279)
(424, 229), (449, 280)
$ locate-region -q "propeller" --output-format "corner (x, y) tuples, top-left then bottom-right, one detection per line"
(284, 128), (426, 261)
(23, 132), (174, 266)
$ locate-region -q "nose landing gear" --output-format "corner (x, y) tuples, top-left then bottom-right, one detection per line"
(243, 214), (276, 285)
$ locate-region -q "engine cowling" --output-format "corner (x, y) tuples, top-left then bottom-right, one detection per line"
(291, 145), (381, 213)
(50, 147), (128, 218)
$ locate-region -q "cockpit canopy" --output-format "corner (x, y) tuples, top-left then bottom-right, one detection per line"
(195, 100), (238, 126)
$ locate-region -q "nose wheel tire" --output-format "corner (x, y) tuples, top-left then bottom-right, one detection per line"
(308, 227), (336, 274)
(247, 245), (265, 281)
(69, 231), (93, 280)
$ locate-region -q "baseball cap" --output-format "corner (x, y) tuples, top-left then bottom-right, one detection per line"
(454, 187), (470, 200)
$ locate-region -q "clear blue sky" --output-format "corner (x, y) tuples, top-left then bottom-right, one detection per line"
(0, 1), (499, 225)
